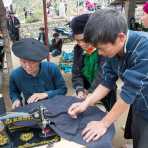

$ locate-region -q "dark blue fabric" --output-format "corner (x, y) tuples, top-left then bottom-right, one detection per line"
(101, 30), (148, 120)
(9, 62), (67, 102)
(15, 96), (115, 148)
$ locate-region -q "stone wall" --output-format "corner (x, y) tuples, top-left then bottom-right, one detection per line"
(20, 19), (67, 39)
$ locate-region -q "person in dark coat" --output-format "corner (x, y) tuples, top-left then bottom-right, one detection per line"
(70, 14), (116, 111)
(129, 17), (137, 31)
(7, 12), (20, 42)
(38, 27), (46, 45)
(0, 31), (4, 69)
(50, 32), (63, 57)
(9, 38), (67, 109)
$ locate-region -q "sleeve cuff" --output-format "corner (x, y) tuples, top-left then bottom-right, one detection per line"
(101, 80), (116, 90)
(75, 86), (84, 95)
(120, 89), (136, 104)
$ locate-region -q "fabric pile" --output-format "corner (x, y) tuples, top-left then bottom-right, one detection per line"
(15, 96), (115, 148)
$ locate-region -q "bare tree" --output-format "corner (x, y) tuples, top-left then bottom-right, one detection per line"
(0, 0), (13, 73)
(125, 0), (136, 22)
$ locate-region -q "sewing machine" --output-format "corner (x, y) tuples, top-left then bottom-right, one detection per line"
(0, 106), (60, 147)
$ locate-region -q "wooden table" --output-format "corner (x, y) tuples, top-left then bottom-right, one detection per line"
(36, 138), (85, 148)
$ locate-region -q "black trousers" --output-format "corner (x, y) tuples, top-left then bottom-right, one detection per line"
(132, 113), (148, 148)
(124, 105), (133, 139)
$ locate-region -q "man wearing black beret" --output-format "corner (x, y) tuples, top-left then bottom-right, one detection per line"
(9, 38), (67, 109)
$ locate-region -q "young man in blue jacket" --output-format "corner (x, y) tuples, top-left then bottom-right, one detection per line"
(9, 38), (67, 109)
(68, 8), (148, 148)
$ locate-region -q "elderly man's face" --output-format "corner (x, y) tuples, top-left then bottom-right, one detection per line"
(20, 59), (40, 76)
(141, 12), (148, 28)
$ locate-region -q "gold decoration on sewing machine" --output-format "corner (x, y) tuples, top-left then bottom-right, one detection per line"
(0, 134), (9, 145)
(20, 132), (34, 142)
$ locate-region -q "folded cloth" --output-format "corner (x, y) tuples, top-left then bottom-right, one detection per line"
(15, 96), (115, 148)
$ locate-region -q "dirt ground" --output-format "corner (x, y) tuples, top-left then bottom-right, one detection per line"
(1, 41), (132, 148)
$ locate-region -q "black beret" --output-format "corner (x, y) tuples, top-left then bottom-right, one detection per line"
(12, 38), (49, 61)
(70, 14), (90, 35)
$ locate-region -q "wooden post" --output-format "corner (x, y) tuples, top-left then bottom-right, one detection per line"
(125, 0), (136, 23)
(77, 0), (80, 15)
(0, 0), (13, 73)
(43, 0), (48, 46)
(43, 0), (50, 61)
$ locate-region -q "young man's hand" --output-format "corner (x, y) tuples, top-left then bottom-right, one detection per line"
(12, 99), (21, 109)
(82, 120), (108, 143)
(27, 93), (48, 104)
(68, 101), (88, 118)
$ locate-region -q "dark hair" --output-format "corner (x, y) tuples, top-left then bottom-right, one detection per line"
(70, 14), (90, 35)
(129, 17), (135, 22)
(84, 8), (128, 45)
(39, 27), (45, 31)
(53, 32), (59, 37)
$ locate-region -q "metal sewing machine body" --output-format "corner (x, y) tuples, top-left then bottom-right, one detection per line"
(0, 105), (60, 147)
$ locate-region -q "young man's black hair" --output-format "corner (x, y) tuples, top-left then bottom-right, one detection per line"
(84, 8), (128, 45)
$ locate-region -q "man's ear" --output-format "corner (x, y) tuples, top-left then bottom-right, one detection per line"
(118, 32), (126, 43)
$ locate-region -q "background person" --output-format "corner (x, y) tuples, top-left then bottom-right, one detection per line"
(38, 27), (46, 45)
(50, 32), (63, 57)
(7, 11), (20, 42)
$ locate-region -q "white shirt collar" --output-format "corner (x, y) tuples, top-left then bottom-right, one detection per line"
(124, 30), (129, 53)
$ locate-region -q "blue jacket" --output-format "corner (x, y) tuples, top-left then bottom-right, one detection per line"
(9, 62), (67, 103)
(101, 30), (148, 120)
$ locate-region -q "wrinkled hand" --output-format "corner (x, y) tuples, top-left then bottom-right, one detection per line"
(12, 99), (21, 109)
(68, 101), (88, 118)
(82, 121), (108, 143)
(27, 93), (48, 104)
